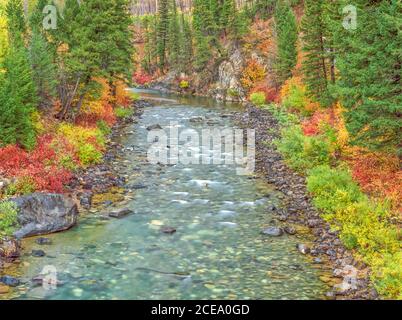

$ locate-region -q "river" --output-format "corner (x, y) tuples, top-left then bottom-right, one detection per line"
(5, 89), (330, 300)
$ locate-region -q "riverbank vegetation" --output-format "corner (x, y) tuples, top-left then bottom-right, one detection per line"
(133, 0), (401, 298)
(0, 0), (134, 200)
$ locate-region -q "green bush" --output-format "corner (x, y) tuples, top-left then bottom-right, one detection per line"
(0, 201), (19, 236)
(130, 92), (140, 101)
(282, 82), (307, 111)
(115, 107), (133, 119)
(78, 143), (103, 167)
(275, 126), (333, 173)
(262, 104), (299, 127)
(97, 120), (112, 136)
(250, 92), (266, 106)
(306, 165), (401, 298)
(5, 176), (36, 196)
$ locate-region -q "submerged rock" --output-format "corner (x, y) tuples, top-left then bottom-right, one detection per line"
(262, 227), (284, 237)
(35, 237), (52, 245)
(0, 275), (20, 287)
(160, 226), (177, 234)
(32, 249), (46, 257)
(12, 193), (79, 239)
(146, 124), (162, 131)
(109, 208), (133, 219)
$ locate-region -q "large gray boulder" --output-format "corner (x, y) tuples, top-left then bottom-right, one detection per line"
(11, 193), (79, 239)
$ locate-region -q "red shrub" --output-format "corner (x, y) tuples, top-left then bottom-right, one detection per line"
(350, 151), (402, 213)
(302, 109), (337, 136)
(0, 135), (76, 193)
(250, 83), (279, 103)
(133, 71), (152, 86)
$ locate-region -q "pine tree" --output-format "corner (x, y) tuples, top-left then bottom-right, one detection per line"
(142, 15), (158, 74)
(335, 0), (402, 155)
(180, 13), (193, 72)
(167, 0), (181, 69)
(0, 2), (37, 149)
(300, 0), (333, 106)
(274, 0), (298, 85)
(4, 0), (26, 39)
(157, 0), (169, 71)
(100, 0), (134, 103)
(29, 28), (57, 109)
(221, 0), (240, 39)
(192, 0), (214, 70)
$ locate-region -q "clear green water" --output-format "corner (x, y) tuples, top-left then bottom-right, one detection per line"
(9, 90), (328, 300)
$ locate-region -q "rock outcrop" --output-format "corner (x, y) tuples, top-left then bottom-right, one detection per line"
(11, 193), (79, 238)
(210, 48), (246, 102)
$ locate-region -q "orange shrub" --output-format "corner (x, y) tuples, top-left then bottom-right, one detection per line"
(241, 59), (267, 91)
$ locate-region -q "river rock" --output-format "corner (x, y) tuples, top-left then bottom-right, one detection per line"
(0, 237), (21, 260)
(35, 237), (52, 245)
(160, 226), (177, 234)
(0, 275), (20, 287)
(11, 193), (79, 239)
(109, 208), (133, 218)
(146, 124), (162, 131)
(262, 227), (284, 237)
(189, 116), (204, 123)
(284, 226), (296, 235)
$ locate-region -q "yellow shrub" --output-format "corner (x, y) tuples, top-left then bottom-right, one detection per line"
(57, 123), (106, 167)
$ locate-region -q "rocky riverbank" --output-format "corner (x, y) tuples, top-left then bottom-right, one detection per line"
(233, 104), (378, 300)
(0, 100), (150, 272)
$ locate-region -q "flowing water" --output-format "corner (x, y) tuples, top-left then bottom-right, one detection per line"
(6, 89), (330, 300)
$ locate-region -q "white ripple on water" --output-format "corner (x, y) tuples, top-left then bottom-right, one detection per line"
(192, 199), (210, 205)
(172, 192), (190, 197)
(189, 179), (218, 188)
(216, 210), (237, 219)
(170, 199), (189, 205)
(217, 222), (238, 228)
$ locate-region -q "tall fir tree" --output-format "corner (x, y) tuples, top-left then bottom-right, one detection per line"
(157, 0), (169, 71)
(29, 28), (57, 109)
(167, 0), (181, 70)
(192, 0), (214, 70)
(0, 0), (37, 149)
(180, 13), (193, 73)
(335, 0), (402, 155)
(274, 0), (298, 85)
(300, 0), (334, 106)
